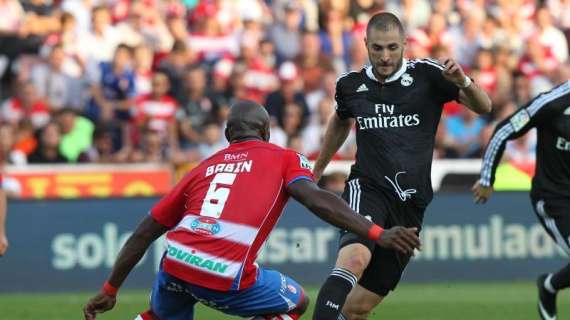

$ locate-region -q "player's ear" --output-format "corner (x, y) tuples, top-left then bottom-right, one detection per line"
(261, 124), (270, 142)
(364, 36), (368, 47)
(224, 126), (231, 143)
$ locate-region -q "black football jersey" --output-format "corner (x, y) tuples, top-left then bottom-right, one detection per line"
(335, 59), (460, 207)
(480, 80), (570, 200)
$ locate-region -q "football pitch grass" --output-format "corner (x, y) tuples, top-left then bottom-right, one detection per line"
(1, 281), (567, 319)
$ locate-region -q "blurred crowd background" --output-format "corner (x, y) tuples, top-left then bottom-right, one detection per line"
(0, 0), (568, 175)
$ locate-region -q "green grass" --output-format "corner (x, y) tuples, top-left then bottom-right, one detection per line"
(1, 282), (567, 319)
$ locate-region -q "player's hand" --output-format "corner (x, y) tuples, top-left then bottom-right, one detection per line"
(83, 293), (116, 320)
(472, 181), (493, 204)
(376, 227), (421, 256)
(0, 234), (8, 256)
(440, 58), (467, 87)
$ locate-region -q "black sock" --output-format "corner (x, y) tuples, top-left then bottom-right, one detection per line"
(312, 268), (357, 320)
(551, 263), (570, 290)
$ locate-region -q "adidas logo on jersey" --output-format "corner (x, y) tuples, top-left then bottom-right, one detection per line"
(356, 84), (368, 92)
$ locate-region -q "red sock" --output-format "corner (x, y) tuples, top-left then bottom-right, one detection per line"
(136, 309), (158, 320)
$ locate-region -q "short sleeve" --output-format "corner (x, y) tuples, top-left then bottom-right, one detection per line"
(150, 171), (195, 228)
(334, 76), (353, 119)
(422, 59), (459, 103)
(283, 150), (314, 186)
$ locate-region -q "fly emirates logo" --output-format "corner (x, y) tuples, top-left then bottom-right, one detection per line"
(356, 103), (420, 130)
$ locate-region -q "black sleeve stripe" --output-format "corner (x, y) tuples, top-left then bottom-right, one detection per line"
(480, 81), (570, 186)
(480, 122), (515, 186)
(416, 58), (445, 71)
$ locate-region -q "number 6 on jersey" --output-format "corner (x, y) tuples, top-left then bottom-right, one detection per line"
(200, 173), (237, 218)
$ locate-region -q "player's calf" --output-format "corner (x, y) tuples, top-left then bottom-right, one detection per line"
(313, 244), (371, 320)
(135, 309), (159, 320)
(342, 286), (384, 320)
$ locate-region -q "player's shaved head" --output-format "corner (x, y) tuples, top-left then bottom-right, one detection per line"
(225, 100), (270, 143)
(366, 12), (404, 39)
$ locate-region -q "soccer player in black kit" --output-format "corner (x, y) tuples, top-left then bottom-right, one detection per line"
(311, 12), (492, 320)
(473, 80), (570, 320)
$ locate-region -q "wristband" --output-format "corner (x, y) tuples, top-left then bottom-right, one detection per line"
(102, 281), (118, 296)
(367, 224), (384, 241)
(458, 76), (472, 89)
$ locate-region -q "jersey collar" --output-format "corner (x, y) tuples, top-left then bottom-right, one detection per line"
(365, 58), (407, 83)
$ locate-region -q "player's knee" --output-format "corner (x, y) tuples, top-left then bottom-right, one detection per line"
(337, 246), (371, 274)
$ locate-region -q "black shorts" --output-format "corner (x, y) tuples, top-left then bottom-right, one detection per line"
(531, 196), (570, 255)
(339, 178), (425, 296)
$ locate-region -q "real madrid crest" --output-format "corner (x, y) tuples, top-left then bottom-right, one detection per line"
(400, 73), (413, 86)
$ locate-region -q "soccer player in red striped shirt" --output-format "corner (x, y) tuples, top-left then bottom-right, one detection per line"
(83, 100), (420, 320)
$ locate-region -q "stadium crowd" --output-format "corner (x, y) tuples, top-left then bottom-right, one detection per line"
(0, 0), (568, 170)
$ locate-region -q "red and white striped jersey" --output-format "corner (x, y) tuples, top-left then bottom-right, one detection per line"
(151, 140), (313, 291)
(133, 94), (177, 134)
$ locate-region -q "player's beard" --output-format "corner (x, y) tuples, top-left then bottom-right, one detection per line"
(373, 51), (404, 81)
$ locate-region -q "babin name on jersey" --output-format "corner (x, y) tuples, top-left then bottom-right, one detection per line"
(356, 103), (420, 130)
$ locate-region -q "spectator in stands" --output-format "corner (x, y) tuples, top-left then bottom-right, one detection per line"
(536, 6), (568, 64)
(448, 9), (486, 67)
(197, 121), (226, 159)
(133, 72), (179, 153)
(319, 10), (352, 73)
(133, 44), (153, 98)
(518, 37), (559, 95)
(1, 81), (50, 129)
(158, 40), (197, 101)
(129, 128), (169, 163)
(513, 72), (533, 106)
(265, 61), (309, 127)
(302, 96), (334, 155)
(115, 1), (173, 53)
(41, 12), (84, 78)
(27, 121), (67, 163)
(78, 123), (128, 163)
(86, 43), (135, 122)
(177, 65), (221, 148)
(11, 119), (37, 164)
(57, 108), (94, 162)
(305, 70), (337, 121)
(347, 0), (383, 29)
(270, 1), (303, 62)
(281, 102), (305, 138)
(294, 30), (335, 95)
(287, 133), (304, 154)
(189, 1), (239, 63)
(259, 38), (277, 70)
(30, 43), (81, 111)
(425, 13), (451, 49)
(386, 0), (432, 30)
(79, 5), (120, 66)
(445, 109), (488, 158)
(237, 35), (279, 103)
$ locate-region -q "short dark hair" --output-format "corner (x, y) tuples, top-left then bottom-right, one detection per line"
(366, 12), (405, 38)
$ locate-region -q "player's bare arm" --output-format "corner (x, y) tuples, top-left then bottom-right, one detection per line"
(83, 216), (168, 319)
(0, 189), (7, 256)
(287, 179), (421, 255)
(312, 113), (354, 181)
(440, 58), (492, 114)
